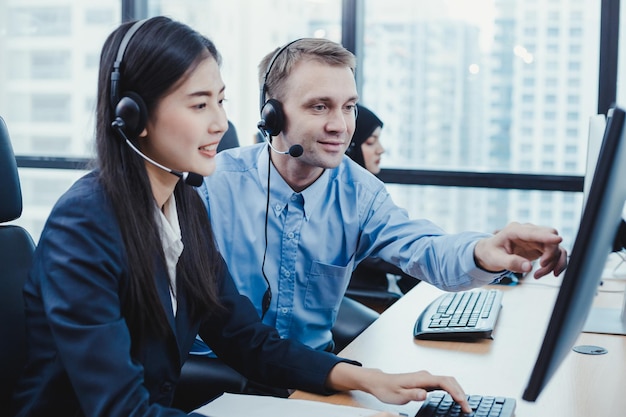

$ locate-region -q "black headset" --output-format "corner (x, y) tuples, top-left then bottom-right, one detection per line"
(110, 19), (149, 139)
(257, 38), (304, 138)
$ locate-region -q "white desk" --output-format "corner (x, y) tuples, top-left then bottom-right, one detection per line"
(292, 269), (626, 416)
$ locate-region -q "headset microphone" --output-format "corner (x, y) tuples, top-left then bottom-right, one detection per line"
(287, 144), (304, 157)
(257, 122), (303, 157)
(111, 117), (204, 187)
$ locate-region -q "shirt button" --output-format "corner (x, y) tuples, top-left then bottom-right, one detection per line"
(281, 308), (289, 314)
(284, 271), (291, 277)
(290, 195), (297, 201)
(275, 204), (281, 211)
(287, 232), (294, 239)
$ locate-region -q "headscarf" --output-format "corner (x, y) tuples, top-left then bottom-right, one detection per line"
(346, 104), (383, 168)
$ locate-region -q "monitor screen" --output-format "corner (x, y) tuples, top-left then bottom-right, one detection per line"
(522, 106), (626, 402)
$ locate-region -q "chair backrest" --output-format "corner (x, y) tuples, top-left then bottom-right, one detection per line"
(217, 120), (240, 153)
(0, 116), (35, 416)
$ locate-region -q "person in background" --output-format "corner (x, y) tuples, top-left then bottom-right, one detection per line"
(10, 17), (472, 416)
(346, 104), (385, 175)
(345, 104), (419, 306)
(196, 36), (567, 393)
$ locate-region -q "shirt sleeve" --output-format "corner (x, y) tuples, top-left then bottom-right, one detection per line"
(357, 185), (500, 291)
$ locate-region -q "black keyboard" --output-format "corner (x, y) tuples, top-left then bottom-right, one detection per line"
(415, 392), (516, 417)
(413, 289), (503, 340)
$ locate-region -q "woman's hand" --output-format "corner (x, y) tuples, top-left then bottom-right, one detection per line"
(327, 364), (472, 414)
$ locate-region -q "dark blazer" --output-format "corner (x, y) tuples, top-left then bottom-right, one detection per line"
(11, 172), (349, 417)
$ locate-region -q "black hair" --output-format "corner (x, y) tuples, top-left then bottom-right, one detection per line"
(346, 104), (383, 168)
(95, 16), (223, 340)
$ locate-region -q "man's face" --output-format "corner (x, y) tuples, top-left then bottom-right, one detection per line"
(277, 59), (358, 170)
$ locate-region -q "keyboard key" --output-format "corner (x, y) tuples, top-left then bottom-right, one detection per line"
(415, 392), (516, 417)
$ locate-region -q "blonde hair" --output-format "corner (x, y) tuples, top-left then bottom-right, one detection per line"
(258, 38), (356, 105)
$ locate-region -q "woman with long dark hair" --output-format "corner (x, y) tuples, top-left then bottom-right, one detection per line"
(11, 17), (472, 416)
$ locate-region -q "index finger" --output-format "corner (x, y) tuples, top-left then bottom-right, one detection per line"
(512, 224), (563, 244)
(425, 376), (471, 414)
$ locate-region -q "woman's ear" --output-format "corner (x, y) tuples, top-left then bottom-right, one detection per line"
(138, 127), (148, 138)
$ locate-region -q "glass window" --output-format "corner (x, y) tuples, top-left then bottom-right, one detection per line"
(1, 1), (121, 243)
(146, 0), (342, 146)
(31, 94), (71, 123)
(363, 0), (600, 174)
(31, 51), (72, 79)
(1, 2), (121, 158)
(7, 7), (71, 36)
(386, 184), (581, 250)
(31, 135), (71, 155)
(547, 27), (560, 37)
(0, 0), (605, 246)
(16, 168), (87, 242)
(362, 0), (599, 238)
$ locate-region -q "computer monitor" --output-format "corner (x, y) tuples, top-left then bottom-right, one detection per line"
(522, 106), (626, 402)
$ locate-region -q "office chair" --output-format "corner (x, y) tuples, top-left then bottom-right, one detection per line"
(0, 116), (35, 416)
(331, 296), (379, 353)
(346, 258), (419, 311)
(217, 121), (240, 152)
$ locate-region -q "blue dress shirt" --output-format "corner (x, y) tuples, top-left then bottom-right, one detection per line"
(197, 143), (501, 351)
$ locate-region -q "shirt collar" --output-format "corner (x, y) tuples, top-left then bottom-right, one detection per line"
(256, 145), (330, 221)
(156, 193), (182, 253)
(154, 194), (183, 294)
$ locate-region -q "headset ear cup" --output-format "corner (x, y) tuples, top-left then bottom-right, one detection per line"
(114, 91), (148, 138)
(260, 98), (285, 137)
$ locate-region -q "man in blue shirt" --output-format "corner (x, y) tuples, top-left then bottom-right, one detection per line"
(196, 38), (567, 352)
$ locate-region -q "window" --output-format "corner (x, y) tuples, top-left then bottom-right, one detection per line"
(568, 61), (581, 71)
(567, 95), (580, 104)
(147, 0), (342, 143)
(7, 7), (71, 36)
(31, 136), (71, 155)
(31, 95), (71, 123)
(570, 27), (583, 37)
(547, 27), (560, 37)
(0, 0), (604, 247)
(362, 0), (599, 239)
(1, 1), (120, 241)
(31, 51), (71, 79)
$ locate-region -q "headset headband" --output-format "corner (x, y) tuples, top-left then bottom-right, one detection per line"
(259, 38), (304, 112)
(110, 19), (148, 108)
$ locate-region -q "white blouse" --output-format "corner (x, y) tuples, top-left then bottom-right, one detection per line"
(155, 194), (183, 315)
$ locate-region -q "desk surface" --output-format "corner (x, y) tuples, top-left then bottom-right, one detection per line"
(292, 268), (626, 416)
